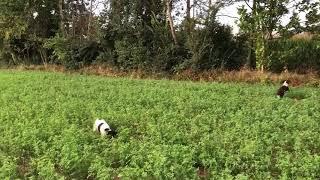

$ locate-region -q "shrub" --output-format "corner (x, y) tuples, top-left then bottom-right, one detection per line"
(114, 38), (150, 70)
(183, 21), (246, 71)
(0, 36), (46, 66)
(44, 35), (73, 66)
(44, 35), (102, 70)
(267, 39), (320, 73)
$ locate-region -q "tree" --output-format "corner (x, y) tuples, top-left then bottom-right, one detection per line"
(0, 0), (29, 39)
(182, 0), (245, 71)
(237, 0), (290, 71)
(0, 0), (60, 64)
(166, 0), (178, 45)
(58, 0), (66, 36)
(282, 12), (304, 36)
(300, 1), (320, 33)
(186, 0), (191, 34)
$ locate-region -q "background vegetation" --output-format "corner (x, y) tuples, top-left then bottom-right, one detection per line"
(0, 0), (319, 73)
(1, 71), (320, 179)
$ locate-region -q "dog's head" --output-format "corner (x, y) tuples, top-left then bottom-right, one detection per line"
(281, 80), (290, 87)
(104, 127), (117, 138)
(107, 130), (118, 138)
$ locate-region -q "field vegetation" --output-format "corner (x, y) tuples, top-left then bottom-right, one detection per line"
(1, 71), (320, 179)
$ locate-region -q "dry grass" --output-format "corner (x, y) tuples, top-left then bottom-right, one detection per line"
(15, 64), (65, 72)
(291, 32), (315, 41)
(6, 65), (320, 87)
(175, 68), (320, 87)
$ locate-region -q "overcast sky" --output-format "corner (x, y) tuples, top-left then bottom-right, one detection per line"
(216, 2), (243, 34)
(216, 1), (307, 34)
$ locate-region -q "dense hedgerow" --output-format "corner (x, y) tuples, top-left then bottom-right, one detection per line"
(268, 39), (320, 73)
(0, 71), (320, 179)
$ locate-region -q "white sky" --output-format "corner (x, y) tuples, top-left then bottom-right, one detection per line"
(216, 2), (243, 34)
(216, 1), (307, 34)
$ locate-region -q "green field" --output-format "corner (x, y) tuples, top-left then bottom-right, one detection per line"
(0, 70), (319, 179)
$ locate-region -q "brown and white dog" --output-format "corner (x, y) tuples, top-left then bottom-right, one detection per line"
(93, 119), (117, 137)
(276, 80), (290, 98)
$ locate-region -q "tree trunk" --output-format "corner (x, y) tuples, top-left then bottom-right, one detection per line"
(87, 0), (93, 38)
(10, 52), (18, 65)
(192, 0), (195, 18)
(245, 41), (256, 69)
(186, 0), (191, 19)
(245, 0), (257, 69)
(252, 0), (267, 71)
(39, 47), (48, 67)
(166, 0), (178, 45)
(186, 0), (191, 33)
(58, 0), (65, 36)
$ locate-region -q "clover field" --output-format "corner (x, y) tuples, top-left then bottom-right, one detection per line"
(0, 70), (320, 179)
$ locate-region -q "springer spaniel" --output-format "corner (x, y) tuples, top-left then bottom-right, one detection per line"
(276, 80), (290, 98)
(93, 119), (117, 137)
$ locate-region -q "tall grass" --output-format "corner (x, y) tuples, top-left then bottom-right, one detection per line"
(268, 38), (320, 73)
(9, 65), (320, 87)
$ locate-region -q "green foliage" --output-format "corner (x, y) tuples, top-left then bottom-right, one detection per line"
(286, 90), (308, 100)
(44, 36), (102, 69)
(268, 39), (320, 72)
(184, 20), (245, 71)
(44, 35), (73, 65)
(148, 14), (190, 72)
(281, 12), (304, 37)
(114, 38), (150, 69)
(299, 1), (320, 33)
(0, 154), (17, 179)
(0, 0), (319, 73)
(76, 41), (102, 66)
(0, 0), (59, 66)
(99, 0), (182, 71)
(1, 71), (320, 178)
(237, 0), (292, 70)
(0, 0), (29, 39)
(0, 36), (47, 66)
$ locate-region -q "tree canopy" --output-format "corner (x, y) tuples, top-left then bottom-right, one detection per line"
(0, 0), (319, 72)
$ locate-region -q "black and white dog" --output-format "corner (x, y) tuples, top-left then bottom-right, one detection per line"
(276, 80), (290, 98)
(93, 119), (117, 137)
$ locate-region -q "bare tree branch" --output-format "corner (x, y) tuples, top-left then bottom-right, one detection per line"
(216, 14), (239, 19)
(244, 0), (253, 10)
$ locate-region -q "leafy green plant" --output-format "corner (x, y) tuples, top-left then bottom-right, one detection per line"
(285, 90), (308, 100)
(0, 70), (319, 178)
(268, 39), (320, 73)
